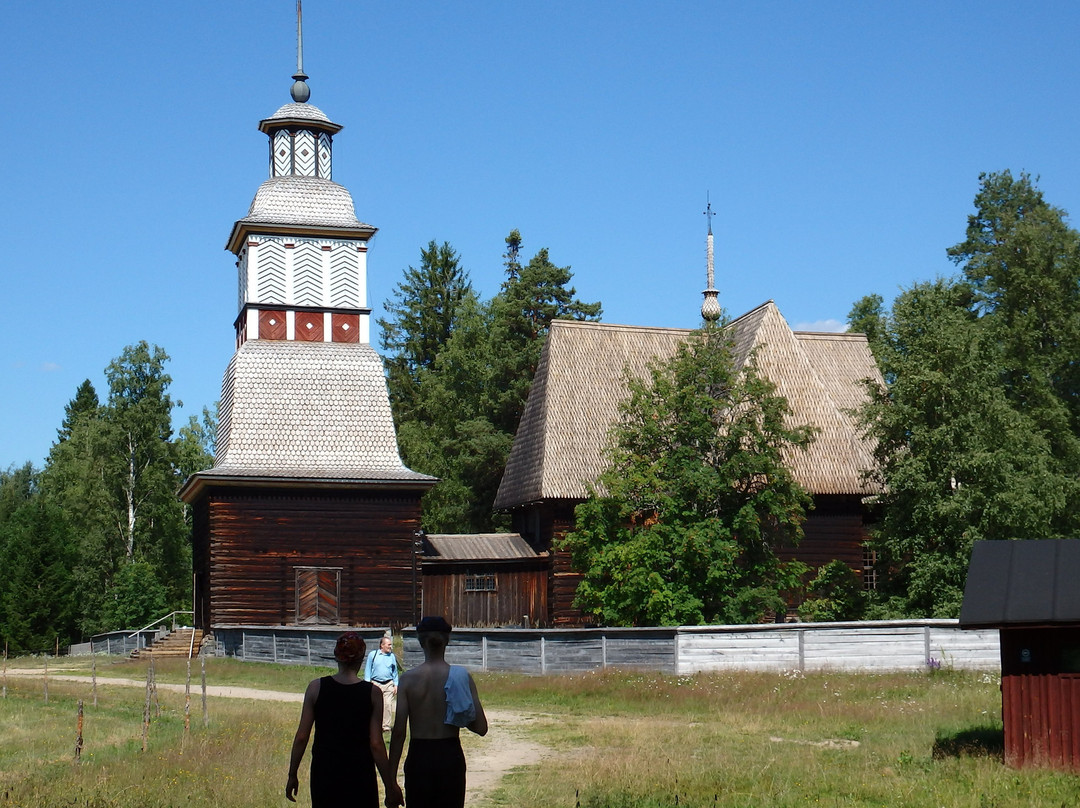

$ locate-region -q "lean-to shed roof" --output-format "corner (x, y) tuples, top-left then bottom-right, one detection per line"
(423, 533), (542, 561)
(960, 539), (1080, 628)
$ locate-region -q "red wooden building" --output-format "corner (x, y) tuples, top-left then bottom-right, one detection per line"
(180, 67), (435, 639)
(960, 539), (1080, 769)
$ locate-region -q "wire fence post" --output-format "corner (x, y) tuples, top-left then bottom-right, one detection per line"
(91, 652), (98, 707)
(74, 699), (84, 762)
(142, 664), (152, 752)
(2, 643), (7, 699)
(200, 653), (208, 728)
(43, 654), (49, 704)
(184, 657), (192, 740)
(150, 655), (160, 718)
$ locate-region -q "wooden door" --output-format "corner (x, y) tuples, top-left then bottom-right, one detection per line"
(295, 567), (341, 625)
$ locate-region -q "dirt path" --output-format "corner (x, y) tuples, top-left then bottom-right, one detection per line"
(461, 708), (553, 805)
(5, 669), (552, 806)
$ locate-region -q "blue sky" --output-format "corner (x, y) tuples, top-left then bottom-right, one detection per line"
(3, 1), (1080, 470)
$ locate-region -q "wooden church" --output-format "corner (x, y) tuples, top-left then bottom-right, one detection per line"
(471, 214), (885, 627)
(179, 39), (435, 639)
(179, 15), (882, 636)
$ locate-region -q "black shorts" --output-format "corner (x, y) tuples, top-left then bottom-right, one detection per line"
(403, 736), (466, 808)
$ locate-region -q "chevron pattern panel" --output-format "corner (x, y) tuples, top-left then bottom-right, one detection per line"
(257, 240), (286, 304)
(317, 133), (333, 179)
(292, 242), (324, 306)
(294, 131), (316, 177)
(329, 246), (359, 307)
(273, 130), (291, 177)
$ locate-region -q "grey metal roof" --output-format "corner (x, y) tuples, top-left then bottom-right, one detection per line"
(423, 534), (541, 561)
(240, 175), (371, 230)
(960, 539), (1080, 628)
(210, 339), (433, 482)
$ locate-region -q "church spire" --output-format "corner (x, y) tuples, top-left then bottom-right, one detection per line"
(701, 195), (721, 322)
(290, 1), (310, 103)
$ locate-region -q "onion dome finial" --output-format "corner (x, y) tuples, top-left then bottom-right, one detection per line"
(290, 0), (311, 103)
(702, 196), (721, 322)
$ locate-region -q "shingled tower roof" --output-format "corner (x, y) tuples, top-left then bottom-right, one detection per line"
(181, 34), (433, 501)
(494, 301), (881, 510)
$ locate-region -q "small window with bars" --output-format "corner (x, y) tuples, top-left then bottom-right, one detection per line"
(862, 546), (878, 591)
(464, 572), (497, 592)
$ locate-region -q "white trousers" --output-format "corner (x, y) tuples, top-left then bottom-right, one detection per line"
(373, 679), (396, 731)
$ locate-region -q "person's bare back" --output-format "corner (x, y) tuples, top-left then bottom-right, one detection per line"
(398, 658), (458, 739)
(387, 618), (487, 808)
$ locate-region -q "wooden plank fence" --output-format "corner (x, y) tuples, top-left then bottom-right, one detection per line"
(76, 620), (1001, 675)
(208, 626), (389, 666)
(86, 630), (161, 657)
(401, 620), (1000, 675)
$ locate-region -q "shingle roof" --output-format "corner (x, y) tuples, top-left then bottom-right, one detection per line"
(206, 339), (434, 483)
(257, 102), (343, 136)
(267, 102), (332, 123)
(423, 534), (541, 561)
(959, 539), (1080, 628)
(494, 301), (882, 509)
(240, 175), (371, 230)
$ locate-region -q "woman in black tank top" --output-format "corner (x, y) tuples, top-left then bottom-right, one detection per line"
(286, 632), (403, 807)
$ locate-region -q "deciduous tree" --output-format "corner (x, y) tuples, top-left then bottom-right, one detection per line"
(41, 343), (193, 634)
(859, 279), (1075, 617)
(563, 321), (814, 626)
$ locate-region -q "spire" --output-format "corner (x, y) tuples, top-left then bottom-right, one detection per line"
(290, 0), (311, 103)
(701, 195), (721, 322)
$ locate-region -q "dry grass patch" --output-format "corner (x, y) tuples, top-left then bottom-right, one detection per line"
(0, 675), (296, 808)
(479, 669), (1080, 808)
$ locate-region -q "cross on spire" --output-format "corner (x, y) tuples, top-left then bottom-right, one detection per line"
(701, 193), (721, 322)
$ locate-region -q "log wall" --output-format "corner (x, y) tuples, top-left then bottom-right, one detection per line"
(193, 486), (425, 630)
(421, 564), (548, 628)
(777, 495), (869, 571)
(547, 502), (588, 627)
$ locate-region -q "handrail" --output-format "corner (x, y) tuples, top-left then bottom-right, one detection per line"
(126, 610), (195, 640)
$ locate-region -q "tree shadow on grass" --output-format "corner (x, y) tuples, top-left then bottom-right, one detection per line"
(932, 725), (1005, 762)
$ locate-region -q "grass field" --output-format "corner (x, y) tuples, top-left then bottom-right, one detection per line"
(1, 657), (1079, 807)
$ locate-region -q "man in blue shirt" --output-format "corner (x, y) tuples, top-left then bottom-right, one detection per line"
(364, 634), (400, 732)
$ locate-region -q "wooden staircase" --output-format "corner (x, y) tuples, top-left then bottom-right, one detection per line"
(131, 629), (204, 659)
